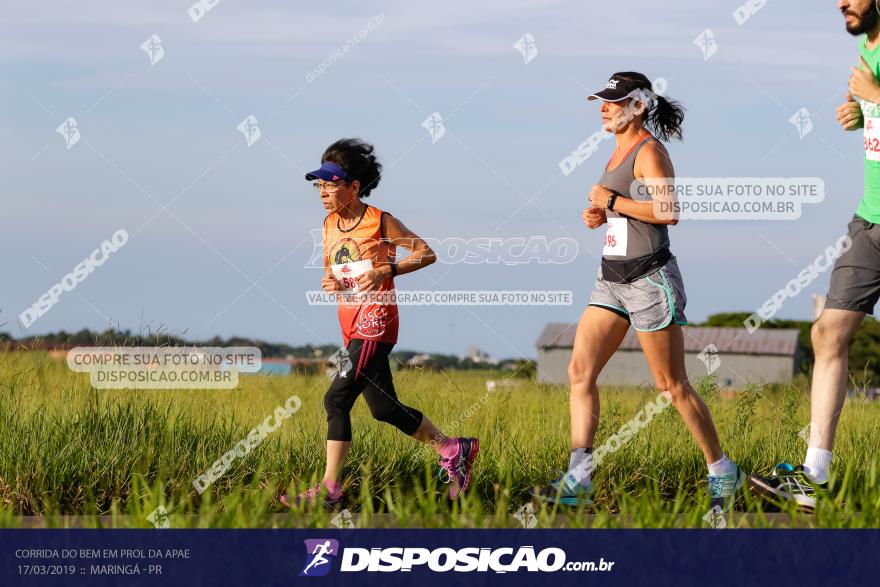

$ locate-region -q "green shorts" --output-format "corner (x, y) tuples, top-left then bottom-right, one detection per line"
(589, 257), (688, 331)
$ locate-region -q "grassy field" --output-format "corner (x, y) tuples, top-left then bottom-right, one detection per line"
(2, 351), (879, 529)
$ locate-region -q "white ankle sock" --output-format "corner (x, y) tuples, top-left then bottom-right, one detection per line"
(707, 455), (735, 477)
(803, 448), (832, 484)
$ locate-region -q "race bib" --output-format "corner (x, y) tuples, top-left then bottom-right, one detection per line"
(866, 117), (880, 162)
(331, 259), (373, 292)
(603, 217), (628, 256)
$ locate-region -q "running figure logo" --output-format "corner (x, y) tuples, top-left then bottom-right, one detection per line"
(237, 115), (262, 147)
(513, 33), (538, 65)
(789, 108), (813, 139)
(693, 29), (718, 61)
(300, 539), (340, 577)
(421, 112), (446, 143)
(140, 34), (165, 66)
(56, 117), (80, 149)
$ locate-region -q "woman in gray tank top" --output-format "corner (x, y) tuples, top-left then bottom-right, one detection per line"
(532, 72), (745, 511)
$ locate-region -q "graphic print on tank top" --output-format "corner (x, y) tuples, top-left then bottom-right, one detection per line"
(328, 237), (373, 292)
(323, 205), (399, 345)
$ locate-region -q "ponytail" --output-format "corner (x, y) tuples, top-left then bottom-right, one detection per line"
(647, 95), (685, 142)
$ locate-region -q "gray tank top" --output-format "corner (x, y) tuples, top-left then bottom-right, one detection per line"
(599, 136), (670, 261)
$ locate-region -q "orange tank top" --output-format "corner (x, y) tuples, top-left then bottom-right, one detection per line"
(323, 205), (399, 346)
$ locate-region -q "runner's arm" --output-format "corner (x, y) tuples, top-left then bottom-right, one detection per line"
(382, 215), (437, 276)
(354, 216), (436, 290)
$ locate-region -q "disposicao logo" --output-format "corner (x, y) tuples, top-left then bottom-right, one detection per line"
(301, 539), (340, 577)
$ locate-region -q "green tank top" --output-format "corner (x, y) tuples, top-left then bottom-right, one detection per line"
(858, 36), (880, 223)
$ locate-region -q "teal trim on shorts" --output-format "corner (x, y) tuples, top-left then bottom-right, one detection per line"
(636, 268), (686, 332)
(589, 302), (630, 315)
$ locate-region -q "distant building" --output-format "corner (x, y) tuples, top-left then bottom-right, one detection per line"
(401, 353), (441, 371)
(535, 323), (801, 387)
(466, 346), (498, 365)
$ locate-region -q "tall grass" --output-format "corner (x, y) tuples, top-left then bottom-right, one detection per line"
(1, 351), (879, 528)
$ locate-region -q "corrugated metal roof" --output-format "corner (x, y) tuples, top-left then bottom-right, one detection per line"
(535, 323), (800, 356)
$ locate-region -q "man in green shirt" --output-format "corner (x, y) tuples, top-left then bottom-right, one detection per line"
(750, 0), (880, 511)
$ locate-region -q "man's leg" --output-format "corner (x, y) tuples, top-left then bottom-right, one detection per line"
(804, 308), (864, 481)
(749, 217), (878, 509)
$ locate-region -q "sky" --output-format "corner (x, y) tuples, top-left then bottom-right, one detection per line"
(0, 1), (869, 358)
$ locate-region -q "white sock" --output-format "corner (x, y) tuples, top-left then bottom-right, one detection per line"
(803, 448), (832, 484)
(707, 455), (735, 477)
(568, 448), (592, 484)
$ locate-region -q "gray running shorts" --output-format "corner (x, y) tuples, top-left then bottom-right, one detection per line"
(589, 257), (688, 331)
(826, 215), (880, 314)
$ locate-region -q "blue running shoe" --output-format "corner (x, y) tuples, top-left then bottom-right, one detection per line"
(709, 464), (745, 513)
(530, 471), (593, 506)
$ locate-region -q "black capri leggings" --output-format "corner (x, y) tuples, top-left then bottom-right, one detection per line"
(323, 338), (424, 442)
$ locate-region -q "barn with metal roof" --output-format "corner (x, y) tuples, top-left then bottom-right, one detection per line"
(535, 323), (801, 387)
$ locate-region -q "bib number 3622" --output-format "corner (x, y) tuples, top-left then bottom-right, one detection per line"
(865, 117), (880, 162)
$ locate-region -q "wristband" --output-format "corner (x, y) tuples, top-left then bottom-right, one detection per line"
(389, 263), (398, 277)
(607, 193), (618, 211)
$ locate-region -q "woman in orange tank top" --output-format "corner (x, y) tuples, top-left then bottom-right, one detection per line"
(281, 139), (479, 509)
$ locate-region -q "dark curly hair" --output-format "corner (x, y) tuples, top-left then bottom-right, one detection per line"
(320, 138), (382, 198)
